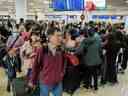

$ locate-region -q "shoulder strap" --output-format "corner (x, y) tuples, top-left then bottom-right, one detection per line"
(38, 45), (48, 71)
(8, 35), (19, 51)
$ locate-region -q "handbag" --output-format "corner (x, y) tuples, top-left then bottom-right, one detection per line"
(65, 53), (79, 66)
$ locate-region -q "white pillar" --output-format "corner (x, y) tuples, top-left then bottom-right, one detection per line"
(16, 0), (26, 22)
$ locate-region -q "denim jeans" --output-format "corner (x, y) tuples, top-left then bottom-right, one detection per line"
(40, 82), (63, 96)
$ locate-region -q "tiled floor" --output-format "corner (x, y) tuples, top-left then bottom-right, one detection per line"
(0, 67), (128, 96)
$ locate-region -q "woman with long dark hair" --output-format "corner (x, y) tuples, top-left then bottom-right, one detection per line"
(63, 29), (81, 95)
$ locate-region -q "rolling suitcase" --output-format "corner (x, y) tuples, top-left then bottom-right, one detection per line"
(12, 77), (40, 96)
(12, 77), (28, 96)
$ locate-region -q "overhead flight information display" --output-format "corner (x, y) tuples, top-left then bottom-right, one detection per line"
(52, 0), (106, 11)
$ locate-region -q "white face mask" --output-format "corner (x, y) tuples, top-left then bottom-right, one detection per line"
(12, 32), (19, 37)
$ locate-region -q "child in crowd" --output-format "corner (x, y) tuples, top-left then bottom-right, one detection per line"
(3, 48), (20, 92)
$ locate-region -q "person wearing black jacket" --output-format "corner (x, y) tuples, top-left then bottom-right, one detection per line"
(104, 30), (122, 84)
(120, 34), (128, 73)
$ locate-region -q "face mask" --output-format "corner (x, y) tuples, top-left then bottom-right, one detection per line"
(12, 32), (19, 37)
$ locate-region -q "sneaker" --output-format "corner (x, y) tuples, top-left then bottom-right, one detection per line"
(83, 85), (89, 89)
(94, 87), (98, 91)
(118, 68), (125, 74)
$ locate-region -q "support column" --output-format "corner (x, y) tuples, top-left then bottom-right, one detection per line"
(16, 0), (26, 22)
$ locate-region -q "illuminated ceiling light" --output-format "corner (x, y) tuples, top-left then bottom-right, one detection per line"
(125, 0), (128, 3)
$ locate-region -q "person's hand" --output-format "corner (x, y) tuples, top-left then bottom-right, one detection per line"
(16, 69), (22, 73)
(70, 52), (74, 55)
(25, 82), (35, 93)
(29, 53), (36, 57)
(13, 48), (18, 51)
(28, 82), (36, 90)
(8, 49), (16, 56)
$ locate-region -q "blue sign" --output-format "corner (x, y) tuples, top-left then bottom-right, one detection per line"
(92, 15), (97, 19)
(98, 15), (109, 19)
(111, 16), (117, 19)
(92, 15), (117, 20)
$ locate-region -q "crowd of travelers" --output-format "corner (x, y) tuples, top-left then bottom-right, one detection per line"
(0, 18), (128, 96)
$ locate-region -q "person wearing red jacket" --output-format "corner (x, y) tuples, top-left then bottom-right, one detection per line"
(30, 27), (65, 96)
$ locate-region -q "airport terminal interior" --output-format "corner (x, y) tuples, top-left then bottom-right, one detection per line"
(0, 0), (128, 96)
